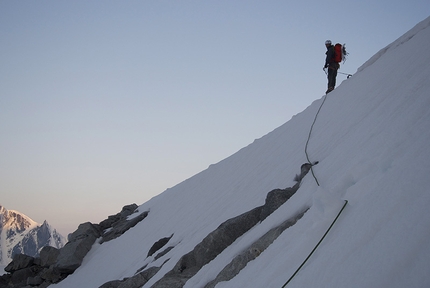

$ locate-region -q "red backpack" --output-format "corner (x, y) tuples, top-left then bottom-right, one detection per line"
(333, 43), (343, 63)
(333, 43), (347, 63)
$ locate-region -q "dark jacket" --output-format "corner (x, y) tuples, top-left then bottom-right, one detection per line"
(325, 45), (339, 69)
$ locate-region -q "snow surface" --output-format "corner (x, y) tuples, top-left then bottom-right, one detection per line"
(52, 16), (430, 288)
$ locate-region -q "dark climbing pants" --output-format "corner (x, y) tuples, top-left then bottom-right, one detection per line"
(327, 67), (338, 89)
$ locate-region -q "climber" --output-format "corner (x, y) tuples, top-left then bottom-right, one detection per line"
(323, 40), (339, 94)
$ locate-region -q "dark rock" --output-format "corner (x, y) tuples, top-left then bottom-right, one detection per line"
(1, 163), (316, 288)
(67, 221), (101, 243)
(299, 163), (313, 179)
(100, 211), (148, 244)
(120, 204), (139, 217)
(33, 256), (41, 267)
(1, 205), (149, 287)
(152, 206), (263, 288)
(152, 163), (314, 287)
(99, 204), (138, 231)
(136, 264), (148, 274)
(260, 187), (297, 221)
(118, 266), (161, 288)
(55, 222), (101, 274)
(140, 266), (162, 282)
(151, 272), (190, 288)
(117, 273), (147, 288)
(10, 266), (41, 286)
(38, 281), (52, 288)
(0, 273), (12, 287)
(99, 266), (162, 288)
(294, 162), (318, 182)
(193, 206), (263, 268)
(205, 248), (261, 288)
(260, 162), (316, 221)
(154, 246), (174, 261)
(99, 279), (123, 288)
(39, 246), (60, 267)
(205, 208), (308, 288)
(39, 266), (63, 283)
(147, 235), (173, 257)
(27, 274), (44, 286)
(4, 254), (35, 272)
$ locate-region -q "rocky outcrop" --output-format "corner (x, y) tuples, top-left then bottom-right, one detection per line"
(150, 209), (259, 288)
(4, 254), (35, 273)
(97, 235), (178, 288)
(99, 266), (163, 288)
(99, 204), (139, 230)
(55, 222), (102, 274)
(153, 246), (175, 261)
(260, 187), (297, 221)
(147, 235), (173, 257)
(204, 208), (308, 288)
(39, 246), (60, 267)
(0, 222), (102, 287)
(151, 206), (263, 288)
(260, 162), (315, 221)
(151, 162), (316, 288)
(0, 203), (149, 287)
(3, 254), (43, 288)
(99, 204), (149, 244)
(1, 161), (316, 287)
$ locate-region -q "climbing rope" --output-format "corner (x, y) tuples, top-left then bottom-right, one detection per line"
(304, 94), (329, 186)
(305, 70), (352, 185)
(284, 73), (351, 287)
(281, 200), (348, 287)
(338, 71), (353, 78)
(324, 69), (353, 79)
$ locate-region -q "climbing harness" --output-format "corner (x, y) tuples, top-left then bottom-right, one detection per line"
(281, 200), (348, 287)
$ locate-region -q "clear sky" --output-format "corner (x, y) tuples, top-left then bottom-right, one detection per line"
(1, 1), (429, 236)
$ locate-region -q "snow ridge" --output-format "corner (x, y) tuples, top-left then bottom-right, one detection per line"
(50, 15), (430, 288)
(358, 16), (430, 73)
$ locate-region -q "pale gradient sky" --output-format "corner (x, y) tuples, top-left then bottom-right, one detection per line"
(1, 1), (429, 236)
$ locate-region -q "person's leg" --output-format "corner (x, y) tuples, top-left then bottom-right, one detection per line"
(326, 69), (335, 93)
(332, 68), (338, 88)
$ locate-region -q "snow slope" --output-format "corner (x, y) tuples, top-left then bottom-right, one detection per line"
(52, 16), (430, 288)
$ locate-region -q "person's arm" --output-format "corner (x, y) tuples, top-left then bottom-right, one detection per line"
(324, 47), (334, 68)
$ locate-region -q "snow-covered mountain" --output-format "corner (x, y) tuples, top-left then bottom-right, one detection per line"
(5, 16), (430, 288)
(0, 205), (66, 268)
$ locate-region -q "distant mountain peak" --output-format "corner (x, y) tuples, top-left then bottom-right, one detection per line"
(0, 204), (66, 266)
(0, 205), (38, 235)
